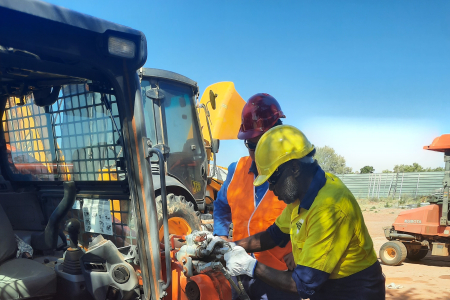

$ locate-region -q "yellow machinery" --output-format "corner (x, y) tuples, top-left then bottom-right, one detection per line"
(197, 82), (245, 208)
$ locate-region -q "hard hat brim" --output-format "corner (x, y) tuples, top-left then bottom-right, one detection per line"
(253, 174), (270, 187)
(237, 129), (264, 140)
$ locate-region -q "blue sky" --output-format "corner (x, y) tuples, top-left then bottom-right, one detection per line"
(48, 0), (450, 172)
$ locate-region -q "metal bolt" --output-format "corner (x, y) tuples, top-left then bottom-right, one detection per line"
(147, 140), (151, 146)
(182, 258), (186, 263)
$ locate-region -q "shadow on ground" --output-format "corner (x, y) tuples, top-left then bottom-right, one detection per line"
(402, 254), (450, 268)
(386, 287), (450, 300)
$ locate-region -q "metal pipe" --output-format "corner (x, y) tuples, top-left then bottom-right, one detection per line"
(441, 151), (450, 225)
(390, 232), (416, 241)
(118, 72), (162, 299)
(197, 104), (216, 179)
(149, 148), (172, 290)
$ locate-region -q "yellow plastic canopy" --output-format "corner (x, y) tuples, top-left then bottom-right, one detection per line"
(198, 82), (245, 141)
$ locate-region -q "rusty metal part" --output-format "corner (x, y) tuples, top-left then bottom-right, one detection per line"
(188, 273), (232, 300)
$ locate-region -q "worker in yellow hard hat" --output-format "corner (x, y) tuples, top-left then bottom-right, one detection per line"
(221, 125), (385, 300)
(213, 94), (300, 300)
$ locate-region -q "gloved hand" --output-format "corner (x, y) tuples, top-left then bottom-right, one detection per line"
(188, 230), (214, 243)
(224, 246), (257, 277)
(202, 236), (236, 255)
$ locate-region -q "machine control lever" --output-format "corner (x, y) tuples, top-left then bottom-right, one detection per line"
(65, 218), (81, 249)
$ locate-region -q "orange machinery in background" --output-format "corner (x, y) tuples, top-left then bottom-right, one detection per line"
(379, 134), (450, 266)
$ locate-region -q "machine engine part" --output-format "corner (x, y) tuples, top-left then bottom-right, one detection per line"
(176, 231), (232, 262)
(175, 231), (249, 300)
(80, 235), (139, 300)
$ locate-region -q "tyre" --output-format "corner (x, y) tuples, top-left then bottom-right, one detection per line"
(156, 193), (201, 241)
(405, 245), (428, 261)
(379, 241), (407, 266)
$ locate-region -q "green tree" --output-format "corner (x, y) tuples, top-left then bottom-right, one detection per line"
(432, 167), (445, 171)
(360, 166), (375, 174)
(382, 169), (393, 173)
(392, 163), (444, 173)
(394, 163), (423, 173)
(315, 146), (353, 174)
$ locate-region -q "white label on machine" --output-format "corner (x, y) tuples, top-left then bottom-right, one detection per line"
(82, 199), (113, 235)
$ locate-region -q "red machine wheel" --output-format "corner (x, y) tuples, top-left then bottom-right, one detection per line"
(379, 241), (407, 266)
(405, 245), (428, 261)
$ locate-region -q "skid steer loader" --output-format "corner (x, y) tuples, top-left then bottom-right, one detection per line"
(0, 1), (244, 300)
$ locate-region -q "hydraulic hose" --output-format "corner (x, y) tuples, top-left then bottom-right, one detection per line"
(149, 148), (172, 291)
(31, 181), (77, 250)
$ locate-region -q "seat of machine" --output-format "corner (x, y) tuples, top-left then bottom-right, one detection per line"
(0, 203), (57, 300)
(0, 258), (56, 300)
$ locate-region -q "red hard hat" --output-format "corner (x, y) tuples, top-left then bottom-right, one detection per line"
(237, 93), (286, 140)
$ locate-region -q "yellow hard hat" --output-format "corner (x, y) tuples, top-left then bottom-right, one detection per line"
(253, 125), (314, 186)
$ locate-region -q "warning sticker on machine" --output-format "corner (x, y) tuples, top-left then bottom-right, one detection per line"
(82, 199), (113, 235)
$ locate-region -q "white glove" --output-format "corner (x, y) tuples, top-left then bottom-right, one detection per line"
(224, 246), (257, 277)
(188, 230), (214, 243)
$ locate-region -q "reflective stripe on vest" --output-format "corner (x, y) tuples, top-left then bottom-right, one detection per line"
(227, 156), (292, 270)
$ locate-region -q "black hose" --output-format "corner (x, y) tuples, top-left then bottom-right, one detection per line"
(149, 148), (171, 291)
(31, 181), (77, 250)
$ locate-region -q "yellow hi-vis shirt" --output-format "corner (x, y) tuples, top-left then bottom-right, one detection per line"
(275, 172), (378, 279)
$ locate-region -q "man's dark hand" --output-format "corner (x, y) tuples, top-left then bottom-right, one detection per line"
(283, 252), (296, 271)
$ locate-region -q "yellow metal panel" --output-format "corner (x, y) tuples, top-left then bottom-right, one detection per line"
(198, 82), (245, 141)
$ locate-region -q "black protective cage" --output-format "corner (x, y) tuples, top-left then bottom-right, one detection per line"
(0, 1), (171, 298)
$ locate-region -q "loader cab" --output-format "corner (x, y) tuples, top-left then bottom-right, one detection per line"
(140, 68), (208, 207)
(0, 1), (167, 300)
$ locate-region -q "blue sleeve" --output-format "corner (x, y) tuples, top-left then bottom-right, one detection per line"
(213, 162), (237, 236)
(292, 265), (330, 298)
(267, 223), (290, 247)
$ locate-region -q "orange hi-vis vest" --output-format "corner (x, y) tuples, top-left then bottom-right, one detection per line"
(227, 156), (292, 270)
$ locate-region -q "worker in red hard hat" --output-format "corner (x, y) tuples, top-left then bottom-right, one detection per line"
(213, 93), (300, 300)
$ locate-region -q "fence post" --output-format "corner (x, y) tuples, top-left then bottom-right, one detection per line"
(387, 173), (395, 197)
(377, 174), (382, 199)
(371, 174), (377, 198)
(415, 173), (421, 199)
(398, 173), (405, 201)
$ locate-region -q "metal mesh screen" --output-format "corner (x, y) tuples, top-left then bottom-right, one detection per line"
(2, 84), (125, 181)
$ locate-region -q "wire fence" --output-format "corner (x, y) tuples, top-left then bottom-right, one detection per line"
(336, 172), (445, 199)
